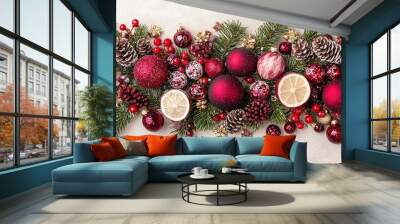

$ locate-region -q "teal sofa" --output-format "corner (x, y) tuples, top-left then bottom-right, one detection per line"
(52, 137), (307, 196)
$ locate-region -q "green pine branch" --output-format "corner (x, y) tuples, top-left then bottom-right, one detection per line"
(193, 104), (222, 131)
(269, 100), (288, 124)
(255, 22), (288, 55)
(116, 103), (133, 134)
(285, 55), (307, 73)
(302, 29), (319, 43)
(131, 25), (149, 44)
(212, 20), (247, 58)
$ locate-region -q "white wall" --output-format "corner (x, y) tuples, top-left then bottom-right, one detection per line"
(117, 0), (342, 164)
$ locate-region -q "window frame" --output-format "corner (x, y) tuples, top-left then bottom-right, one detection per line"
(0, 0), (91, 171)
(370, 22), (400, 154)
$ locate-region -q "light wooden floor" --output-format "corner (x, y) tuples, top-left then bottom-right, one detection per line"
(1, 162), (400, 224)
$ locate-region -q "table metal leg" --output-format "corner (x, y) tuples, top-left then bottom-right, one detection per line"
(216, 184), (219, 206)
(195, 184), (198, 192)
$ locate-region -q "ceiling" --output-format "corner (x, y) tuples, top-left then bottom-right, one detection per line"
(166, 0), (384, 36)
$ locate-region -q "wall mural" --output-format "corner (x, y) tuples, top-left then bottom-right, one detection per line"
(115, 19), (342, 143)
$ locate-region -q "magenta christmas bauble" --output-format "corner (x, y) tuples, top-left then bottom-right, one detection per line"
(185, 61), (203, 80)
(205, 58), (224, 78)
(279, 41), (292, 55)
(266, 124), (281, 136)
(142, 110), (164, 131)
(189, 83), (207, 100)
(326, 124), (341, 143)
(257, 51), (286, 80)
(322, 80), (342, 112)
(225, 48), (257, 76)
(284, 121), (296, 134)
(249, 81), (270, 99)
(133, 55), (168, 88)
(208, 75), (245, 110)
(314, 123), (325, 132)
(169, 71), (188, 89)
(326, 64), (341, 80)
(173, 27), (192, 48)
(304, 63), (326, 84)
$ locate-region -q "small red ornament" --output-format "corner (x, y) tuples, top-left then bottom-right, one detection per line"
(257, 51), (286, 80)
(197, 57), (206, 64)
(152, 46), (161, 54)
(131, 19), (139, 27)
(181, 59), (189, 66)
(187, 122), (195, 130)
(186, 130), (194, 137)
(212, 114), (221, 122)
(284, 121), (296, 134)
(244, 76), (256, 84)
(172, 57), (181, 66)
(163, 38), (172, 47)
(336, 36), (343, 45)
(291, 113), (300, 122)
(323, 80), (342, 112)
(204, 58), (224, 78)
(181, 51), (189, 60)
(167, 46), (175, 54)
(178, 66), (185, 73)
(297, 122), (305, 129)
(326, 124), (341, 143)
(153, 37), (162, 46)
(218, 112), (227, 120)
(311, 103), (321, 113)
(198, 77), (210, 85)
(304, 114), (314, 124)
(226, 48), (257, 76)
(119, 24), (127, 31)
(317, 110), (326, 118)
(142, 110), (164, 131)
(174, 27), (192, 48)
(304, 63), (326, 84)
(266, 124), (281, 136)
(128, 104), (139, 113)
(279, 41), (292, 55)
(293, 107), (303, 115)
(313, 123), (325, 132)
(208, 75), (245, 110)
(189, 83), (207, 100)
(249, 81), (270, 99)
(326, 64), (342, 80)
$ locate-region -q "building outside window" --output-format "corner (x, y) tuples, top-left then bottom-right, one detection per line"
(371, 23), (400, 154)
(0, 0), (91, 170)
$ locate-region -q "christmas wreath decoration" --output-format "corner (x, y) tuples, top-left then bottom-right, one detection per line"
(116, 19), (343, 143)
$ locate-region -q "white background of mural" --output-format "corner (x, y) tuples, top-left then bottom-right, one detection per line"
(117, 0), (342, 163)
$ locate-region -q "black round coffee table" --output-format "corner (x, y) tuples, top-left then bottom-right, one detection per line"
(177, 173), (255, 206)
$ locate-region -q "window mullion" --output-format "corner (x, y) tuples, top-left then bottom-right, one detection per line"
(387, 30), (391, 152)
(71, 10), (76, 155)
(48, 0), (54, 160)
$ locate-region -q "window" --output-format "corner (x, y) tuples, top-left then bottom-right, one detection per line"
(0, 0), (91, 170)
(371, 23), (400, 153)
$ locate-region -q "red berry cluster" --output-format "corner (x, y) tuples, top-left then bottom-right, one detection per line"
(189, 41), (213, 62)
(212, 112), (227, 122)
(119, 19), (140, 31)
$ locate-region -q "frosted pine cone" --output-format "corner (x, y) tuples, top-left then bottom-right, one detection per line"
(116, 37), (138, 67)
(312, 35), (342, 64)
(244, 98), (270, 123)
(136, 37), (152, 56)
(223, 109), (245, 133)
(291, 38), (313, 61)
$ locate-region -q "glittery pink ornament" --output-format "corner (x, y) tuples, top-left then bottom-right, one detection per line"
(133, 55), (168, 89)
(249, 81), (270, 99)
(185, 61), (203, 80)
(189, 83), (207, 100)
(169, 71), (188, 89)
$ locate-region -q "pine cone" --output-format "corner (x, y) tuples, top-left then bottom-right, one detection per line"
(223, 109), (245, 133)
(136, 37), (152, 56)
(116, 38), (138, 67)
(117, 84), (149, 107)
(312, 35), (342, 64)
(244, 98), (270, 123)
(291, 38), (312, 61)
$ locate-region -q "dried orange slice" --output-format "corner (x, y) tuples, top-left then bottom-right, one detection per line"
(277, 72), (311, 108)
(160, 89), (191, 121)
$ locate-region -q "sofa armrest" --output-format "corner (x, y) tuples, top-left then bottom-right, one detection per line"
(289, 141), (307, 181)
(73, 140), (100, 163)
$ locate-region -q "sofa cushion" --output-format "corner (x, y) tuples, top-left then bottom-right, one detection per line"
(53, 158), (147, 183)
(180, 137), (236, 155)
(236, 155), (293, 172)
(91, 142), (118, 162)
(149, 154), (235, 172)
(236, 137), (263, 155)
(73, 140), (100, 163)
(260, 135), (296, 159)
(147, 135), (177, 157)
(101, 137), (127, 158)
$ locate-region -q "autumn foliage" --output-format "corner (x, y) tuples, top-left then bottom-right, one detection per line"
(0, 85), (59, 150)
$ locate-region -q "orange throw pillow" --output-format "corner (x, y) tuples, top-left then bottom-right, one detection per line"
(123, 135), (149, 141)
(101, 137), (126, 158)
(260, 135), (296, 159)
(91, 142), (117, 162)
(146, 135), (177, 157)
